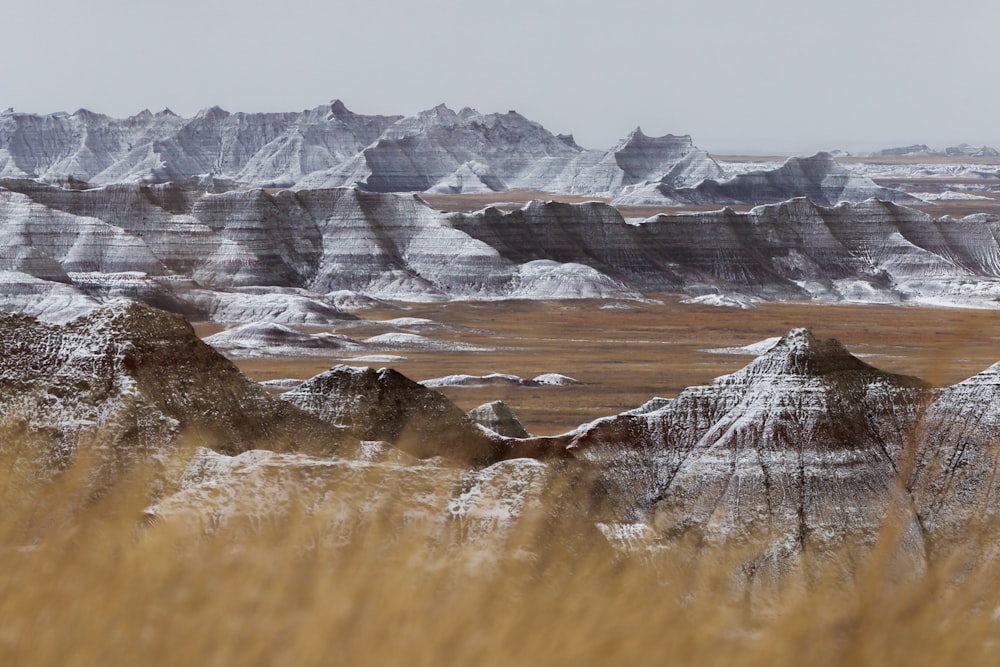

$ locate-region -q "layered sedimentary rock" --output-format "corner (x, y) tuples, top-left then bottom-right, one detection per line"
(554, 329), (932, 571)
(5, 178), (1000, 321)
(910, 362), (1000, 554)
(0, 181), (646, 321)
(6, 177), (1000, 321)
(9, 306), (1000, 572)
(0, 302), (345, 476)
(280, 365), (507, 464)
(0, 103), (724, 197)
(615, 153), (920, 207)
(451, 196), (1000, 305)
(0, 102), (400, 187)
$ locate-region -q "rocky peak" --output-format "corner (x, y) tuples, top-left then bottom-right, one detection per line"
(613, 128), (696, 182)
(327, 99), (351, 118)
(0, 301), (344, 474)
(281, 365), (506, 464)
(736, 327), (875, 378)
(195, 105), (229, 120)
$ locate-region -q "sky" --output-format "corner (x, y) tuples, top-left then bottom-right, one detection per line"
(4, 0), (999, 154)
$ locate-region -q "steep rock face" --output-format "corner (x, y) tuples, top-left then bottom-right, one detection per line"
(281, 365), (507, 464)
(7, 179), (1000, 321)
(356, 106), (581, 193)
(0, 102), (401, 186)
(616, 153), (918, 207)
(545, 129), (723, 194)
(612, 129), (697, 183)
(450, 196), (1000, 304)
(1, 103), (726, 197)
(0, 302), (345, 473)
(447, 200), (678, 290)
(563, 329), (931, 569)
(631, 199), (1000, 303)
(910, 363), (1000, 552)
(298, 188), (517, 298)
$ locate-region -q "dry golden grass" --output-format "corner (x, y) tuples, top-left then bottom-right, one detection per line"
(3, 446), (1000, 667)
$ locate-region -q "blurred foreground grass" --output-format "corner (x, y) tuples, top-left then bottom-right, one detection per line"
(1, 447), (999, 667)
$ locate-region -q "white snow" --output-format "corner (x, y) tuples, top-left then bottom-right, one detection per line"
(701, 337), (782, 355)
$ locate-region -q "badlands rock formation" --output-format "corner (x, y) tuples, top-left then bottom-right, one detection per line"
(555, 329), (931, 571)
(0, 301), (346, 475)
(0, 103), (722, 196)
(451, 196), (1000, 306)
(872, 143), (999, 158)
(615, 153), (921, 207)
(280, 365), (507, 464)
(0, 102), (401, 187)
(466, 401), (531, 438)
(4, 178), (1000, 322)
(148, 446), (575, 564)
(8, 305), (1000, 572)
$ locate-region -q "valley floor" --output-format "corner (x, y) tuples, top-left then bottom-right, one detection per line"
(202, 295), (1000, 435)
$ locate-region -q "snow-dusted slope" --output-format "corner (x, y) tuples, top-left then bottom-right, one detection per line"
(280, 365), (507, 464)
(0, 103), (728, 197)
(10, 306), (1000, 570)
(5, 179), (1000, 320)
(148, 447), (578, 566)
(0, 302), (346, 476)
(554, 328), (931, 571)
(0, 102), (401, 187)
(616, 153), (920, 207)
(910, 362), (1000, 554)
(0, 180), (647, 320)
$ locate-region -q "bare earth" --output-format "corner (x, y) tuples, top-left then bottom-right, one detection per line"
(197, 296), (1000, 436)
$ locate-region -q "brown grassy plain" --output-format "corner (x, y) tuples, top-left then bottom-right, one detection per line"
(202, 296), (1000, 436)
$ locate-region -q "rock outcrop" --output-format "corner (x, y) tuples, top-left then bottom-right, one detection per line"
(146, 446), (597, 567)
(0, 102), (400, 187)
(4, 179), (1000, 320)
(555, 329), (931, 574)
(0, 102), (723, 197)
(0, 302), (346, 478)
(910, 362), (1000, 554)
(466, 401), (531, 438)
(280, 365), (507, 464)
(9, 305), (1000, 574)
(615, 153), (920, 207)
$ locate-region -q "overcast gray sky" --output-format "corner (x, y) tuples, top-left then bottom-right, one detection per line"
(5, 0), (998, 153)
